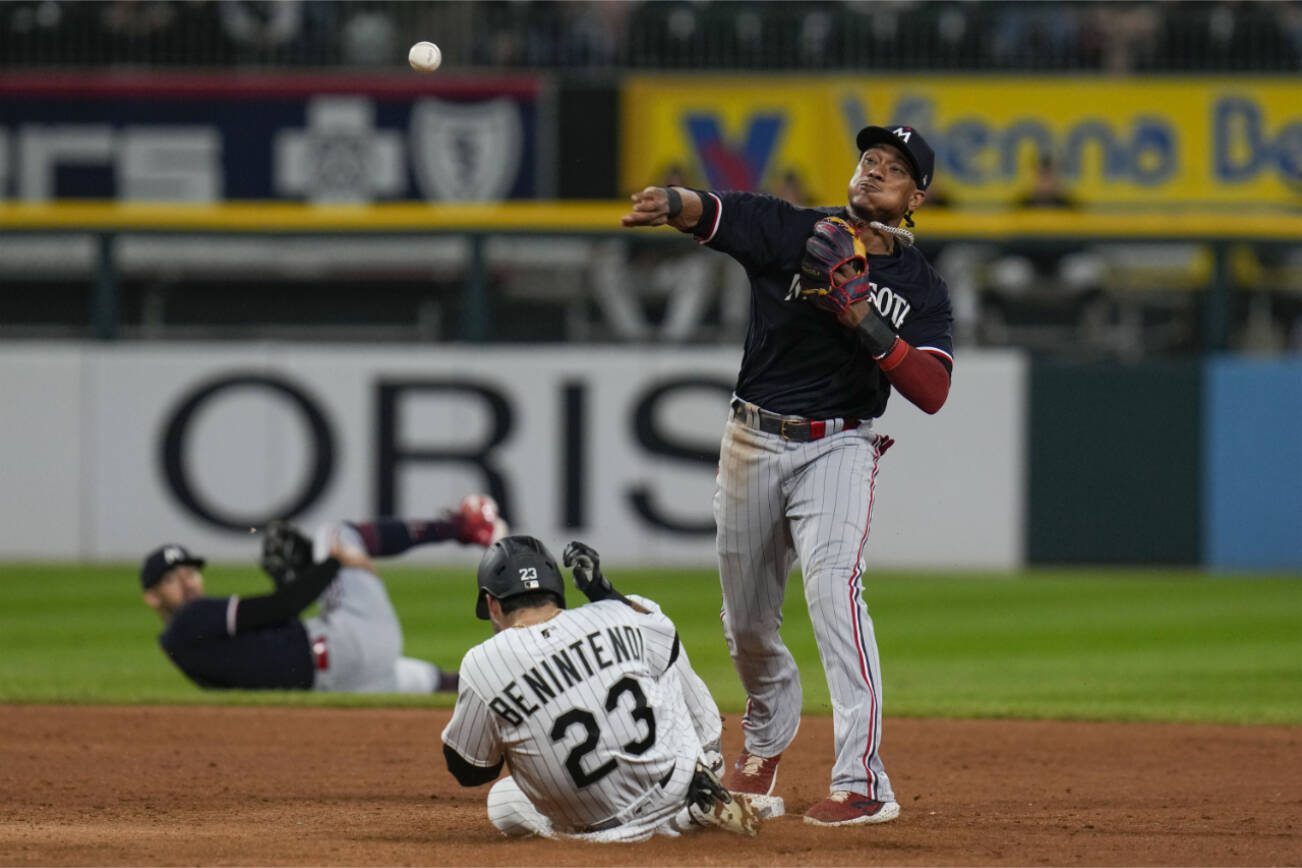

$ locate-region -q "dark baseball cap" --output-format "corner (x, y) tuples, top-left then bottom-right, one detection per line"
(856, 125), (935, 191)
(140, 544), (206, 590)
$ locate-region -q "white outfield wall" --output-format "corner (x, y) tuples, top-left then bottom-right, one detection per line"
(0, 344), (1025, 569)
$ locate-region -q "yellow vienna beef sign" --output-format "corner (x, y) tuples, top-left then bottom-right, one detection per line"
(621, 76), (1302, 209)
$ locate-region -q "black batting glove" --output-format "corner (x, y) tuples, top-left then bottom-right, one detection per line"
(687, 760), (734, 813)
(562, 541), (616, 602)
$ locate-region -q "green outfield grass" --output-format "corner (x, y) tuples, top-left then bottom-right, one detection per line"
(0, 563), (1299, 724)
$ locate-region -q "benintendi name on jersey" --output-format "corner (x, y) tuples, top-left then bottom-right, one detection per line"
(486, 625), (651, 726)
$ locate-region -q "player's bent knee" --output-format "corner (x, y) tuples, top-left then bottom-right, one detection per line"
(487, 777), (553, 838)
(803, 561), (867, 597)
(725, 617), (784, 652)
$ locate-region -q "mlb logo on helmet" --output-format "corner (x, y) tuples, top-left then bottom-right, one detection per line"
(855, 124), (936, 191)
(476, 535), (567, 620)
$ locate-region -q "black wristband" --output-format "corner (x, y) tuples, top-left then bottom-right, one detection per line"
(689, 188), (717, 237)
(664, 186), (683, 219)
(581, 575), (616, 602)
(855, 311), (899, 358)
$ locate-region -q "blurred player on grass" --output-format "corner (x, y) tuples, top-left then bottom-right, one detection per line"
(139, 494), (506, 694)
(440, 536), (762, 841)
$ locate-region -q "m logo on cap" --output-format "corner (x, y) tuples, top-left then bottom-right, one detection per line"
(164, 546), (184, 564)
(855, 124), (935, 190)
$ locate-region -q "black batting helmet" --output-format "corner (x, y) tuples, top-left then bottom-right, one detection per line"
(475, 535), (567, 620)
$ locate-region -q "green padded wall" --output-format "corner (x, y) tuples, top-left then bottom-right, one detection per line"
(1028, 361), (1202, 564)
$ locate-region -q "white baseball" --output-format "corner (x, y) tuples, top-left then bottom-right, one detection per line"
(408, 41), (442, 72)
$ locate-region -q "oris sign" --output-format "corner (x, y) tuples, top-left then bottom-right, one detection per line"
(0, 345), (1024, 569)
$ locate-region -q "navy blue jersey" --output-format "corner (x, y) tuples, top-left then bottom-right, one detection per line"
(159, 596), (314, 690)
(699, 191), (954, 420)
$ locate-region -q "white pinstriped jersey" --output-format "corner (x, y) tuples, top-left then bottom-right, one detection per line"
(441, 600), (700, 833)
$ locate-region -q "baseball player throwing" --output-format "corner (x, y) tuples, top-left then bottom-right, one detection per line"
(139, 494), (506, 693)
(621, 126), (954, 825)
(440, 536), (761, 841)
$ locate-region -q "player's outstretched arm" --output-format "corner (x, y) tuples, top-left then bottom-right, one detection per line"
(236, 557), (342, 632)
(348, 495), (506, 557)
(243, 520), (349, 631)
(620, 186), (703, 232)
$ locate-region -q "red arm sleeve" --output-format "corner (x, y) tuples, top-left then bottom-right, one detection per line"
(877, 341), (951, 415)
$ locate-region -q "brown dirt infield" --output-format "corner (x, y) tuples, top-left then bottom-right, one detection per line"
(1, 705), (1298, 866)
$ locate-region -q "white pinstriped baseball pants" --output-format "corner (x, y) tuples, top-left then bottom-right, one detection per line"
(714, 414), (895, 801)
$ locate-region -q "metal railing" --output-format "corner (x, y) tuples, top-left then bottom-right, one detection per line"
(3, 202), (1301, 357)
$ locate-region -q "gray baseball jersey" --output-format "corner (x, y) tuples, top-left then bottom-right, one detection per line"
(442, 597), (719, 841)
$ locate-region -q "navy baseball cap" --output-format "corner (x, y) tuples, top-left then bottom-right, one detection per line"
(856, 125), (935, 191)
(140, 544), (205, 590)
